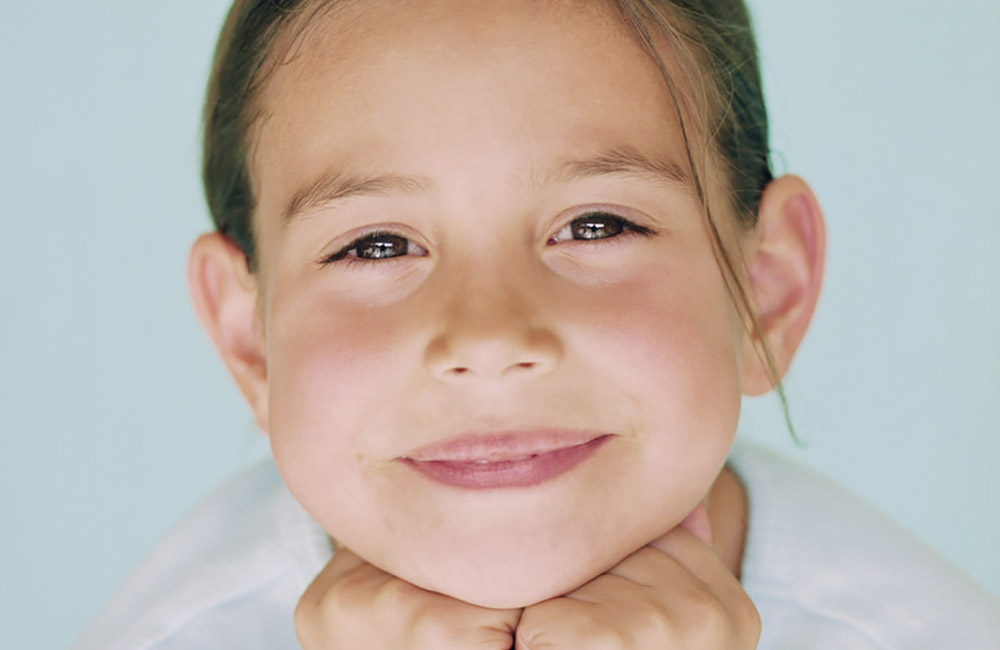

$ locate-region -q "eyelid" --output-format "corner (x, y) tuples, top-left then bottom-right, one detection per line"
(546, 206), (657, 245)
(317, 225), (428, 266)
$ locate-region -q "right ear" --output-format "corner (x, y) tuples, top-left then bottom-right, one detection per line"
(187, 233), (269, 433)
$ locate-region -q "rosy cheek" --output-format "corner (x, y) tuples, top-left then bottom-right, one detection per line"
(266, 303), (407, 520)
(268, 301), (399, 447)
(569, 271), (741, 415)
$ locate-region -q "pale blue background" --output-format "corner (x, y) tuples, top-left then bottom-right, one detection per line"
(2, 2), (998, 648)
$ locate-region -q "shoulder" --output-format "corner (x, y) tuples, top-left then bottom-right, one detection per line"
(729, 445), (1000, 650)
(71, 460), (332, 650)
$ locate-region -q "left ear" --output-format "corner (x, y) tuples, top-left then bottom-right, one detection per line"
(741, 175), (826, 396)
(187, 232), (270, 431)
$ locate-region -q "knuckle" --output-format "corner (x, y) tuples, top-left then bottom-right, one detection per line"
(411, 606), (507, 650)
(680, 590), (734, 644)
(679, 587), (760, 647)
(573, 627), (628, 650)
(322, 569), (368, 614)
(736, 592), (762, 641)
(294, 581), (352, 649)
(408, 620), (456, 648)
(373, 581), (476, 648)
(291, 600), (316, 647)
(686, 585), (728, 621)
(519, 601), (627, 650)
(293, 589), (316, 624)
(411, 604), (454, 637)
(371, 573), (412, 609)
(294, 565), (379, 636)
(294, 578), (331, 638)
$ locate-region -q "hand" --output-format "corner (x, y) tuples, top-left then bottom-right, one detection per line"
(294, 546), (521, 650)
(514, 504), (760, 649)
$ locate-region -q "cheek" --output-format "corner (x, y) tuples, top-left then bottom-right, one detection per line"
(570, 274), (743, 535)
(263, 289), (420, 520)
(268, 297), (410, 445)
(579, 261), (739, 368)
(566, 261), (743, 452)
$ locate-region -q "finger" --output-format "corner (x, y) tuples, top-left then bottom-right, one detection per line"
(648, 525), (730, 586)
(516, 598), (611, 650)
(395, 582), (521, 649)
(562, 540), (758, 648)
(298, 545), (383, 612)
(600, 529), (749, 623)
(295, 549), (396, 649)
(521, 566), (747, 650)
(297, 547), (521, 650)
(647, 528), (759, 639)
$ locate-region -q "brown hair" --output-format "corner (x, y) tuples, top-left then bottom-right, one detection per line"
(610, 0), (792, 430)
(202, 0), (790, 421)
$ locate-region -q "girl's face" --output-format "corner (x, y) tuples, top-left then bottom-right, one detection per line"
(250, 0), (748, 607)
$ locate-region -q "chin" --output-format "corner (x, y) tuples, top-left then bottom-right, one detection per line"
(391, 543), (618, 609)
(426, 569), (593, 609)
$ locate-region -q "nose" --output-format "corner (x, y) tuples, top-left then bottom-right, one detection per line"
(423, 274), (562, 381)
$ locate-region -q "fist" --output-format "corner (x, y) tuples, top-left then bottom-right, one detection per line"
(514, 504), (760, 649)
(295, 547), (521, 650)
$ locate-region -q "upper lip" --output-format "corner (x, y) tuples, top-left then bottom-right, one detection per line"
(402, 429), (612, 463)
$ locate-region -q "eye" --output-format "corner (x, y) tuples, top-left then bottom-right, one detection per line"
(548, 211), (653, 245)
(321, 231), (427, 265)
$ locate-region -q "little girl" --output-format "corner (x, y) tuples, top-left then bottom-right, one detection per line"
(74, 0), (1000, 648)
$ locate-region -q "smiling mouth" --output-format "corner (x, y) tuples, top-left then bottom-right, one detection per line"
(401, 431), (613, 489)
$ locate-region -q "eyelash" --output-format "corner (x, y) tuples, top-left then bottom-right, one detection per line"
(318, 212), (654, 267)
(319, 230), (426, 266)
(547, 211), (654, 245)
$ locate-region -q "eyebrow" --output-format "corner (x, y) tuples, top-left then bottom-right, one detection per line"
(546, 145), (691, 190)
(282, 145), (690, 224)
(283, 172), (431, 223)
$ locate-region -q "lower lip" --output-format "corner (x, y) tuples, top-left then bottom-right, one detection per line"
(402, 435), (611, 490)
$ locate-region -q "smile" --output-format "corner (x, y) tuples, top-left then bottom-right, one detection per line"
(401, 431), (613, 489)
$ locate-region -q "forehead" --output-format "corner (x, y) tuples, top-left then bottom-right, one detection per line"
(250, 0), (692, 221)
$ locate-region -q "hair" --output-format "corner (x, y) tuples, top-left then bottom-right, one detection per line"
(202, 0), (792, 429)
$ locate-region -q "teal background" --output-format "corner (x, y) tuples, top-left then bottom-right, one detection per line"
(2, 2), (998, 648)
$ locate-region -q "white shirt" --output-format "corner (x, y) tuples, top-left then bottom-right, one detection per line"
(72, 446), (1000, 649)
(731, 446), (1000, 648)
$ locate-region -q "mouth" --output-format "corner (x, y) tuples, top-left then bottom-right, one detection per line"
(400, 430), (613, 490)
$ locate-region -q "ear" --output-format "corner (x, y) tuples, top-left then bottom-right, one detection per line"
(187, 232), (269, 432)
(741, 175), (826, 396)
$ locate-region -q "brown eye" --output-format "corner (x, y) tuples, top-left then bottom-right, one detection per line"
(570, 213), (625, 240)
(354, 233), (408, 259)
(548, 211), (653, 245)
(323, 231), (426, 265)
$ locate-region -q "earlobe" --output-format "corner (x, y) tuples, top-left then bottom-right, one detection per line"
(187, 233), (269, 432)
(741, 175), (826, 396)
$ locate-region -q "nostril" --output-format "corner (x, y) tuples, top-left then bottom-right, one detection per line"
(445, 361), (534, 378)
(424, 330), (562, 380)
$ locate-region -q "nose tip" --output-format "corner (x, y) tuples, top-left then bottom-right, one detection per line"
(423, 262), (562, 381)
(425, 330), (562, 381)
